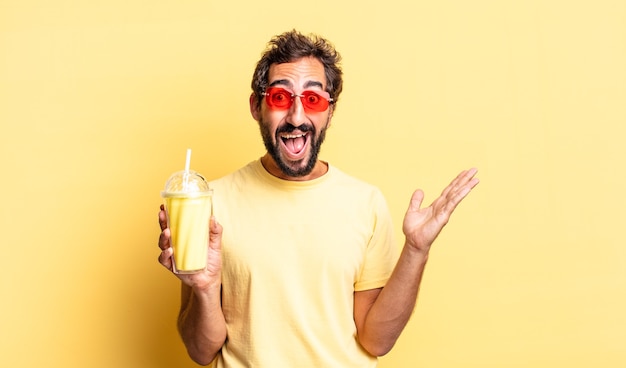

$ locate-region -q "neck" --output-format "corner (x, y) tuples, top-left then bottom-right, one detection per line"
(260, 154), (328, 181)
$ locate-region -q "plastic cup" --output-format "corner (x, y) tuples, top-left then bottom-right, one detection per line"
(161, 170), (213, 274)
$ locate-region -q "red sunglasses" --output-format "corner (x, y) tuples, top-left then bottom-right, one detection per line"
(262, 87), (333, 113)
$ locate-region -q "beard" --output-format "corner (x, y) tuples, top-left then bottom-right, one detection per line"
(259, 119), (329, 177)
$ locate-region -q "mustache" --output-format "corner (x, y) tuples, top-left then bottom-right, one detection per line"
(276, 123), (315, 135)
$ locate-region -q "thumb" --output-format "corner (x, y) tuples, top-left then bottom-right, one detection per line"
(209, 216), (223, 251)
(406, 189), (425, 213)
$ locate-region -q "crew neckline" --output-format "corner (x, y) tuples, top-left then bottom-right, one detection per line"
(252, 158), (333, 190)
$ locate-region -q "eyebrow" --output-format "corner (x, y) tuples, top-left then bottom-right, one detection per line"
(269, 79), (324, 90)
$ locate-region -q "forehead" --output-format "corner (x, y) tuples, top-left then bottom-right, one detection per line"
(268, 57), (327, 89)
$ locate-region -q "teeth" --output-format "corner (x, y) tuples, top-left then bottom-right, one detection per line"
(281, 133), (306, 139)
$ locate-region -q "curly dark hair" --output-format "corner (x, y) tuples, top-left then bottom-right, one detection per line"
(250, 30), (343, 109)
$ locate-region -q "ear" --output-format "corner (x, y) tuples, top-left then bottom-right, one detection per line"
(249, 93), (261, 121)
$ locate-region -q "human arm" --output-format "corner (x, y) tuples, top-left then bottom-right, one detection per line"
(158, 205), (227, 365)
(354, 168), (479, 356)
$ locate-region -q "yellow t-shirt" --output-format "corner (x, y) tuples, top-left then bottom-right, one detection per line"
(210, 159), (396, 367)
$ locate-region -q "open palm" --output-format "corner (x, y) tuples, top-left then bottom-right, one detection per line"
(402, 168), (479, 253)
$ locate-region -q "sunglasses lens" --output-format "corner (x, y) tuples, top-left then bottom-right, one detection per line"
(266, 88), (292, 110)
(301, 91), (329, 112)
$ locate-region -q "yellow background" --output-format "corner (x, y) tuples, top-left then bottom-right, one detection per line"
(1, 0), (625, 367)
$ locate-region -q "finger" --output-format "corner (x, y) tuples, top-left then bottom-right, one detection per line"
(450, 169), (479, 198)
(158, 228), (171, 251)
(158, 204), (168, 231)
(406, 189), (425, 213)
(441, 168), (478, 199)
(208, 216), (223, 251)
(439, 169), (467, 199)
(158, 247), (174, 270)
(441, 175), (480, 215)
(457, 168), (479, 193)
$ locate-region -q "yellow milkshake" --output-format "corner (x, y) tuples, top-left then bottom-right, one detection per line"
(164, 193), (212, 273)
(162, 167), (213, 274)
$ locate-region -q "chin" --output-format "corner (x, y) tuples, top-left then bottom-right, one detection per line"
(278, 156), (315, 177)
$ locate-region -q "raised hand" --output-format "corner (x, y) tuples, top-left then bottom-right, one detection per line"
(402, 168), (479, 253)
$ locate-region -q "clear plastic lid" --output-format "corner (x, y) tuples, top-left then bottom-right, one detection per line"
(161, 170), (212, 198)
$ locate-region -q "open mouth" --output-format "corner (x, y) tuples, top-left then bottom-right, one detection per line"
(280, 132), (309, 159)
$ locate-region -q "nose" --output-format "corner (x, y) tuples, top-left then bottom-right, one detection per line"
(286, 95), (307, 127)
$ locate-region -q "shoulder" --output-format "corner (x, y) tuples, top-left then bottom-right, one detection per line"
(324, 164), (389, 210)
(209, 160), (260, 189)
(327, 165), (384, 196)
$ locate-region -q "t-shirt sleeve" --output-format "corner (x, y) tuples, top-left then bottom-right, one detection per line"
(354, 189), (397, 291)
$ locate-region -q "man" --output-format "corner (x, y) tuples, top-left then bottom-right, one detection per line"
(158, 30), (479, 367)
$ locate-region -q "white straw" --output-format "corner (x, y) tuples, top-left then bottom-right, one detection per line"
(185, 148), (192, 172)
(183, 148), (192, 191)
